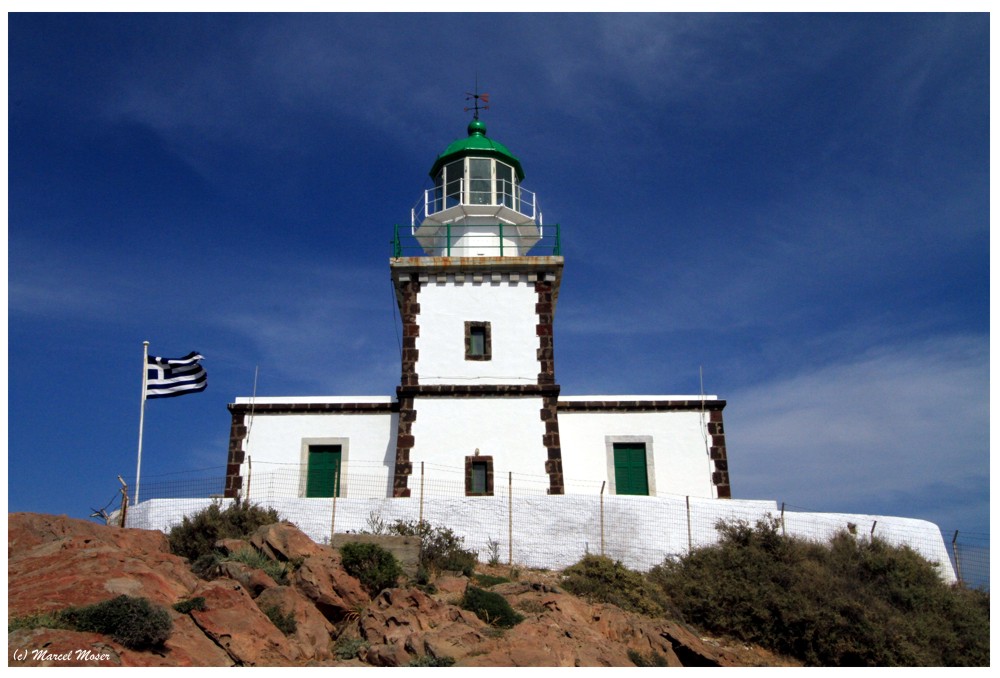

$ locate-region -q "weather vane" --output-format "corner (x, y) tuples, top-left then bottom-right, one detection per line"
(464, 80), (490, 120)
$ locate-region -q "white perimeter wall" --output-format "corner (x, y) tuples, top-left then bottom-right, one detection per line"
(127, 493), (956, 583)
(559, 410), (716, 498)
(416, 279), (539, 385)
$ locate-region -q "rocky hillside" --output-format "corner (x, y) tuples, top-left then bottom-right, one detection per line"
(7, 513), (792, 667)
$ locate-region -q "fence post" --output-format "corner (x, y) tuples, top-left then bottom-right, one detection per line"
(952, 530), (963, 586)
(117, 475), (129, 528)
(330, 468), (339, 544)
(419, 462), (425, 524)
(600, 481), (606, 557)
(246, 456), (252, 505)
(780, 501), (786, 537)
(870, 520), (877, 539)
(508, 472), (513, 566)
(686, 495), (692, 554)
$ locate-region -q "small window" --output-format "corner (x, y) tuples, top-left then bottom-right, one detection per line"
(465, 455), (494, 496)
(465, 321), (492, 361)
(471, 463), (487, 493)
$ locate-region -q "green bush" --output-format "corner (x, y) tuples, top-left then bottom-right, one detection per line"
(191, 553), (221, 580)
(408, 654), (456, 666)
(168, 500), (281, 563)
(648, 518), (991, 666)
(561, 555), (666, 617)
(172, 597), (206, 614)
(224, 547), (293, 584)
(627, 649), (669, 667)
(8, 612), (73, 633)
(334, 636), (369, 660)
(387, 519), (477, 575)
(60, 595), (172, 649)
(461, 586), (524, 628)
(339, 542), (403, 596)
(261, 604), (297, 636)
(473, 573), (510, 588)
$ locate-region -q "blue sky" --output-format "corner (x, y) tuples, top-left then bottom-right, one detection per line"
(7, 13), (989, 545)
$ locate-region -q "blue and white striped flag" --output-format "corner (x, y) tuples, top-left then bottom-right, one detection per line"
(146, 351), (207, 399)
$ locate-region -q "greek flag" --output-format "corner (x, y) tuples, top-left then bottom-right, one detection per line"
(146, 351), (207, 399)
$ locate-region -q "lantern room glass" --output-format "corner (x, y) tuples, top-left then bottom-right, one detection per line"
(431, 158), (519, 212)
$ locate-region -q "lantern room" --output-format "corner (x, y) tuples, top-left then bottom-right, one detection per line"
(411, 119), (543, 257)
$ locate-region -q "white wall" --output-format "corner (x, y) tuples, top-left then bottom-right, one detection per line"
(416, 279), (539, 385)
(410, 396), (548, 481)
(235, 397), (721, 500)
(559, 409), (715, 498)
(240, 404), (397, 498)
(126, 494), (956, 583)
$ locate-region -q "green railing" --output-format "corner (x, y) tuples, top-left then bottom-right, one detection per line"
(392, 224), (561, 258)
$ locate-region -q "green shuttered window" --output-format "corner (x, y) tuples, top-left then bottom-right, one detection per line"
(613, 443), (649, 496)
(306, 445), (342, 498)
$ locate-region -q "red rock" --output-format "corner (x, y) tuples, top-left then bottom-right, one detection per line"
(8, 513), (199, 614)
(255, 585), (336, 661)
(8, 628), (124, 667)
(215, 560), (278, 597)
(158, 613), (236, 666)
(189, 579), (296, 666)
(251, 523), (325, 561)
(358, 587), (487, 665)
(291, 552), (369, 623)
(214, 538), (253, 555)
(6, 513), (754, 667)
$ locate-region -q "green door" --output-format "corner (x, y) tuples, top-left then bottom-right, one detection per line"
(306, 445), (342, 498)
(613, 443), (649, 495)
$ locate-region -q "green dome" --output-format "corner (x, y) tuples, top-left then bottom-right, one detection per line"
(429, 119), (525, 180)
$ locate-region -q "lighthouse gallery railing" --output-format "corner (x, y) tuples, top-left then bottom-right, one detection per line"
(392, 223), (561, 258)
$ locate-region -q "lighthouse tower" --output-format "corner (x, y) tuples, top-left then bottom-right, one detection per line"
(389, 112), (565, 497)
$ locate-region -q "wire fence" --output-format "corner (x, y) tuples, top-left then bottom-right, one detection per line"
(947, 530), (990, 591)
(119, 461), (984, 588)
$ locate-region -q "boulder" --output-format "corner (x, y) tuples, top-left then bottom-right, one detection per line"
(213, 538), (253, 556)
(158, 613), (236, 666)
(255, 585), (336, 661)
(291, 551), (369, 623)
(8, 513), (198, 614)
(251, 523), (325, 562)
(215, 560), (278, 597)
(189, 579), (296, 666)
(358, 587), (487, 665)
(8, 628), (124, 667)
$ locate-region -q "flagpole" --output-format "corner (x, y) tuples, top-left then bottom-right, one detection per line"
(135, 341), (149, 505)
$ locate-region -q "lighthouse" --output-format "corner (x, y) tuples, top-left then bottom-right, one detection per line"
(146, 103), (955, 582)
(389, 111), (566, 497)
(224, 105), (731, 506)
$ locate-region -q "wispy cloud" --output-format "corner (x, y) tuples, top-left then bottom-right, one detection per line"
(726, 333), (988, 529)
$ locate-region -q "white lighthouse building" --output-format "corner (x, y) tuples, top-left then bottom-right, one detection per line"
(124, 108), (955, 583)
(224, 113), (732, 503)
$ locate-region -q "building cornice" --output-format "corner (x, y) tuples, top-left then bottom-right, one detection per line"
(227, 402), (398, 415)
(558, 399), (727, 413)
(396, 384), (561, 398)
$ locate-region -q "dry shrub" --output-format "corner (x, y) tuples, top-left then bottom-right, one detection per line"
(648, 518), (990, 666)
